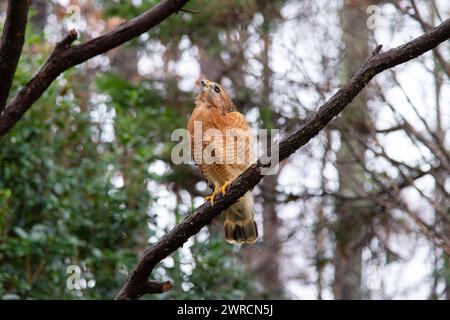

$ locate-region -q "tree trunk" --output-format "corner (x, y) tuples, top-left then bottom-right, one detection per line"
(241, 1), (282, 296)
(333, 0), (371, 300)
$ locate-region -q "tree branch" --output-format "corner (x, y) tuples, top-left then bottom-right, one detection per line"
(0, 0), (30, 112)
(393, 0), (450, 77)
(0, 0), (191, 136)
(115, 19), (450, 300)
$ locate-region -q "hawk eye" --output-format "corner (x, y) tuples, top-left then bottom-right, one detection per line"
(213, 85), (220, 93)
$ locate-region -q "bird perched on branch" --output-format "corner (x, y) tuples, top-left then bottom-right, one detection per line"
(187, 79), (258, 244)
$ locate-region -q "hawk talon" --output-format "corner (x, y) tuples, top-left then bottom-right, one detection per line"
(219, 181), (231, 195)
(205, 185), (220, 206)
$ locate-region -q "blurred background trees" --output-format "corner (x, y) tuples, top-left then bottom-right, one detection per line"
(0, 0), (449, 299)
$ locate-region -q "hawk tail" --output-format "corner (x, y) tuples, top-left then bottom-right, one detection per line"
(224, 191), (258, 244)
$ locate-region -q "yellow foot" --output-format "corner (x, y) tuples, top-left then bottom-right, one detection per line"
(219, 181), (231, 195)
(205, 185), (219, 206)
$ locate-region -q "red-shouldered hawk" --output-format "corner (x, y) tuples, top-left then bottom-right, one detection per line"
(187, 79), (258, 244)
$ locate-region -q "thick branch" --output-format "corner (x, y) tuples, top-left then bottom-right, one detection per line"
(0, 0), (30, 112)
(0, 0), (190, 136)
(115, 19), (450, 300)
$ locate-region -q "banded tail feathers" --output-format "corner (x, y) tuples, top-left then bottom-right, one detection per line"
(223, 191), (258, 244)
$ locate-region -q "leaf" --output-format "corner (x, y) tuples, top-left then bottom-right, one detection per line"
(13, 227), (29, 240)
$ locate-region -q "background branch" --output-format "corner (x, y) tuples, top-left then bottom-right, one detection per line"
(114, 19), (450, 300)
(0, 0), (30, 112)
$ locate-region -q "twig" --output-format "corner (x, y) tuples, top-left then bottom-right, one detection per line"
(179, 8), (200, 14)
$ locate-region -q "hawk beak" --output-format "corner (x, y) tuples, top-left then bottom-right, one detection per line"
(200, 79), (211, 89)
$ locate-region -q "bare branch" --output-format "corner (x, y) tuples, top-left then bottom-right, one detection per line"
(0, 0), (191, 136)
(394, 0), (450, 77)
(115, 19), (450, 300)
(0, 0), (30, 112)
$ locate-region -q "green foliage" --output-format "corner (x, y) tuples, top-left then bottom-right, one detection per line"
(0, 70), (144, 299)
(101, 0), (160, 19)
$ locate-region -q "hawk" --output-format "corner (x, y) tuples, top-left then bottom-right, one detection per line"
(187, 79), (258, 244)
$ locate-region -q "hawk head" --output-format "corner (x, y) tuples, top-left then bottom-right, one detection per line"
(198, 79), (236, 113)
